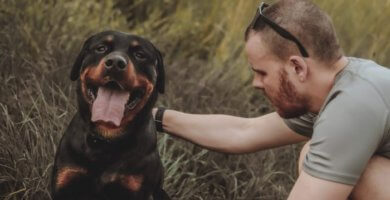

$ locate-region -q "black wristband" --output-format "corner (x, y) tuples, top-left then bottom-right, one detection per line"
(155, 107), (166, 132)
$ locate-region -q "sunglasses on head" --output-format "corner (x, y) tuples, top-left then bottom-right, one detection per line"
(250, 2), (309, 57)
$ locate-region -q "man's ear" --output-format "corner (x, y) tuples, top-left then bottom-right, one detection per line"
(70, 36), (93, 81)
(288, 56), (308, 82)
(153, 46), (165, 94)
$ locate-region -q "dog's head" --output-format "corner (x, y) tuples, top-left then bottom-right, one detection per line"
(70, 31), (164, 138)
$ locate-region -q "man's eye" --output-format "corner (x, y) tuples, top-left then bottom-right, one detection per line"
(95, 45), (108, 53)
(250, 67), (267, 76)
(258, 71), (267, 76)
(134, 51), (146, 60)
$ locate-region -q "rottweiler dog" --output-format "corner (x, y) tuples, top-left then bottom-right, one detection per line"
(51, 31), (170, 200)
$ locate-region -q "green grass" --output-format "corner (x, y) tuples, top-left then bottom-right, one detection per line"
(1, 0), (389, 199)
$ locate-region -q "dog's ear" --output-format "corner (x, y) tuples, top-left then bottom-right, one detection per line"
(70, 36), (93, 81)
(154, 47), (165, 94)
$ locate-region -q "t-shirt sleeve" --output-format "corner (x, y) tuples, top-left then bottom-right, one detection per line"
(283, 113), (316, 137)
(303, 91), (387, 185)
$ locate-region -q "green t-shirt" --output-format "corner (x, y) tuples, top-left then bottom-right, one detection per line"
(284, 57), (390, 185)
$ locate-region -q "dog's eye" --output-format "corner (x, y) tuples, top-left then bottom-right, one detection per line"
(134, 51), (146, 60)
(95, 45), (108, 53)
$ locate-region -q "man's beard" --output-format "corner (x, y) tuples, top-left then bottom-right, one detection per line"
(265, 69), (309, 119)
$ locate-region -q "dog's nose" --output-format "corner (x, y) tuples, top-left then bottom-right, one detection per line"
(104, 54), (128, 71)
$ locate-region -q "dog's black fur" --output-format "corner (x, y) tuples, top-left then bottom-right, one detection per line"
(51, 31), (170, 200)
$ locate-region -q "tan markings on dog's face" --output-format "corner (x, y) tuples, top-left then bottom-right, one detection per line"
(121, 73), (154, 124)
(80, 60), (106, 105)
(120, 175), (144, 192)
(130, 40), (139, 47)
(79, 52), (155, 139)
(105, 35), (114, 42)
(124, 62), (137, 85)
(56, 167), (87, 190)
(87, 61), (153, 139)
(80, 60), (107, 85)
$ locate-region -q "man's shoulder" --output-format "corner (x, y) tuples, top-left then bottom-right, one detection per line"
(326, 57), (390, 110)
(283, 57), (390, 137)
(317, 57), (389, 133)
(336, 57), (388, 85)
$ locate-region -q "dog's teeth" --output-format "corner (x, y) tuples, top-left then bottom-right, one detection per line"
(127, 101), (137, 110)
(126, 97), (140, 110)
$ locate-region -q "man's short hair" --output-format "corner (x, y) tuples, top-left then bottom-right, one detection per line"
(245, 0), (343, 64)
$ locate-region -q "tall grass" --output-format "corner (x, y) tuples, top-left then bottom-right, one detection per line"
(1, 0), (389, 199)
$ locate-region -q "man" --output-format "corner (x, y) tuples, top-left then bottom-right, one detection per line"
(153, 0), (390, 199)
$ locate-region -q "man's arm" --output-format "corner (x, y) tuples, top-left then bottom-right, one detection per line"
(157, 110), (308, 153)
(290, 89), (388, 199)
(288, 171), (353, 200)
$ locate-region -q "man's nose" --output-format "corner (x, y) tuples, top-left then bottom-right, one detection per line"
(252, 77), (264, 90)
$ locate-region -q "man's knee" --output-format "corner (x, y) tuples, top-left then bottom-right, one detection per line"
(298, 141), (310, 174)
(351, 155), (390, 200)
(297, 142), (390, 199)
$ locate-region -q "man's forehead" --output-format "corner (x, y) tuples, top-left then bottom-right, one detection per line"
(246, 34), (269, 53)
(245, 36), (285, 73)
(246, 36), (271, 63)
(246, 33), (263, 46)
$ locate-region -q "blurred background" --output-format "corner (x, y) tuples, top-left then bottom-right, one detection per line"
(0, 0), (389, 199)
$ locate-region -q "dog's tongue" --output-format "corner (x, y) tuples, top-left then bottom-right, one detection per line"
(91, 87), (130, 126)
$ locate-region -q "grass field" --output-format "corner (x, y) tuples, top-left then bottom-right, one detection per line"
(1, 0), (389, 199)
